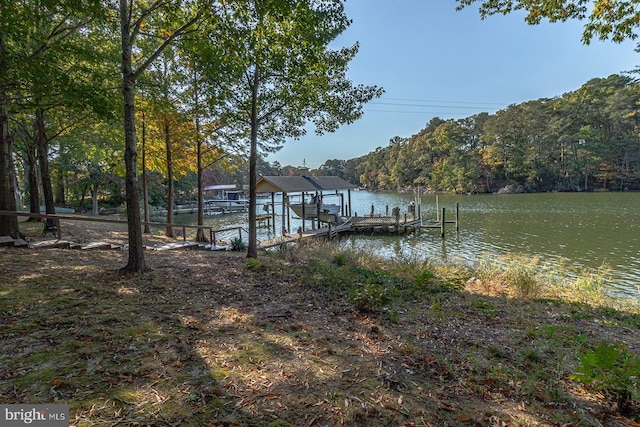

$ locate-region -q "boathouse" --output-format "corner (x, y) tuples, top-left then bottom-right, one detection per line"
(256, 175), (357, 233)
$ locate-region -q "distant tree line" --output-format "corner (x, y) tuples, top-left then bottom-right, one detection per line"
(317, 74), (640, 193)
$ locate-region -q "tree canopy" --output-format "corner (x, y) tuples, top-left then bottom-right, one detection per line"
(326, 75), (640, 194)
(455, 0), (640, 43)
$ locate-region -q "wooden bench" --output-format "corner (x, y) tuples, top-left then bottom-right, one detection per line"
(42, 220), (58, 237)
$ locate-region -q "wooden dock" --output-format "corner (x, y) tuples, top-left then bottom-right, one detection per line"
(258, 219), (353, 249)
(351, 215), (423, 232)
(257, 206), (458, 249)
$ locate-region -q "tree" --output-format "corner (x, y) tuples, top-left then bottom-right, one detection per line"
(455, 0), (640, 43)
(212, 0), (382, 258)
(176, 24), (243, 243)
(66, 121), (124, 214)
(140, 49), (195, 238)
(334, 74), (640, 193)
(118, 0), (200, 273)
(0, 0), (114, 235)
(0, 0), (92, 235)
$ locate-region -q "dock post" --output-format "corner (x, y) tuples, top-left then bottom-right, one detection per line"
(440, 207), (445, 238)
(272, 192), (277, 235)
(182, 225), (186, 241)
(282, 193), (291, 234)
(327, 222), (332, 241)
(301, 192), (306, 232)
(316, 193), (321, 230)
(455, 203), (459, 232)
(436, 195), (439, 221)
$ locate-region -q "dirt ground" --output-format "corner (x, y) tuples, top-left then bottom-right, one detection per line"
(1, 219), (639, 426)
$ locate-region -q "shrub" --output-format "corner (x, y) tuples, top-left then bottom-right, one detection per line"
(350, 283), (393, 313)
(571, 343), (640, 415)
(332, 253), (349, 266)
(230, 237), (246, 251)
(245, 257), (261, 269)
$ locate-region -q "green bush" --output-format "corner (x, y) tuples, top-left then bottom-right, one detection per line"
(332, 253), (348, 266)
(245, 257), (261, 269)
(350, 283), (393, 313)
(571, 343), (640, 415)
(230, 237), (246, 251)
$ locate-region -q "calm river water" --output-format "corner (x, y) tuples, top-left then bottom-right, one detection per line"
(173, 191), (640, 297)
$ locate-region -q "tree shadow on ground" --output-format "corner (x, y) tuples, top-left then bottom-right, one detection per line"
(1, 248), (638, 426)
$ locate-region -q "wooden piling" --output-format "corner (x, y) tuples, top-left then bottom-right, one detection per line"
(440, 207), (446, 238)
(271, 192), (277, 234)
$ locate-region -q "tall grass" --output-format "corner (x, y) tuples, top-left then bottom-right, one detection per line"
(268, 241), (636, 312)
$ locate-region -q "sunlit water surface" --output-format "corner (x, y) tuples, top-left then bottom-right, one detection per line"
(171, 191), (640, 298)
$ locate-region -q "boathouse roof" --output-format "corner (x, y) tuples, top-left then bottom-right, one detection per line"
(203, 184), (237, 191)
(256, 176), (357, 193)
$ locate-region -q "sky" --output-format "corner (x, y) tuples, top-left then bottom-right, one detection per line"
(266, 0), (639, 170)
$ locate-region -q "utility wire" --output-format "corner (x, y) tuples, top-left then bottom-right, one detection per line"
(364, 96), (508, 115)
(369, 101), (502, 110)
(364, 108), (477, 115)
(381, 97), (507, 107)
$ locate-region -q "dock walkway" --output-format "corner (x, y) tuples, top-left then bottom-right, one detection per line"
(257, 215), (437, 249)
(258, 218), (353, 249)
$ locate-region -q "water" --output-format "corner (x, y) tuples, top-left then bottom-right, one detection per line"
(171, 191), (640, 297)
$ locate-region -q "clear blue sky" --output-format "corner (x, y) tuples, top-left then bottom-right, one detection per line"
(267, 0), (639, 169)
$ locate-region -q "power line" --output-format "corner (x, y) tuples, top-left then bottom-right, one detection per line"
(369, 101), (502, 110)
(381, 97), (508, 107)
(364, 108), (474, 115)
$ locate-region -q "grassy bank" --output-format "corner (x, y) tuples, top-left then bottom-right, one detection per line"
(1, 221), (639, 426)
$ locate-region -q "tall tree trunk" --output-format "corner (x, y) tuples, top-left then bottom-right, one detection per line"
(79, 183), (87, 211)
(247, 65), (259, 258)
(0, 102), (19, 235)
(164, 119), (174, 238)
(26, 140), (40, 218)
(35, 109), (55, 222)
(55, 168), (65, 205)
(193, 70), (206, 243)
(120, 0), (146, 273)
(91, 182), (99, 215)
(195, 128), (206, 242)
(13, 160), (22, 211)
(0, 35), (19, 235)
(141, 112), (150, 233)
